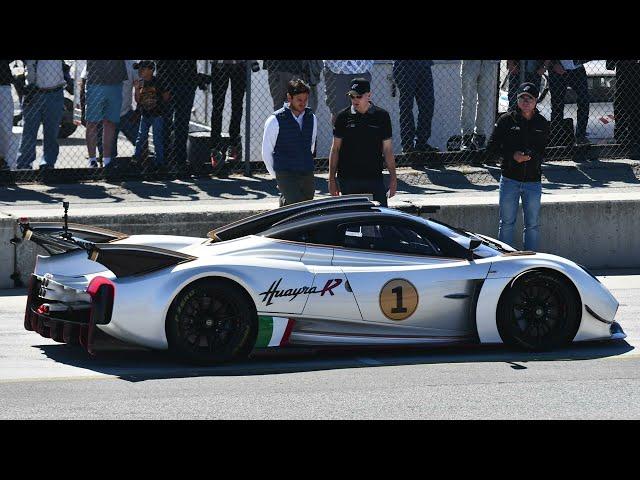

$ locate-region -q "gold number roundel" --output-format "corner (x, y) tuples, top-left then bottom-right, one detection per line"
(379, 279), (419, 321)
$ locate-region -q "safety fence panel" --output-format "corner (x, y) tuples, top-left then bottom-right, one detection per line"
(0, 59), (636, 184)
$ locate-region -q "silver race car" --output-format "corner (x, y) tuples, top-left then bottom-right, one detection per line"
(17, 196), (624, 364)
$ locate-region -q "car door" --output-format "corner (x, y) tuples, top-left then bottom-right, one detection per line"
(331, 221), (491, 335)
(300, 244), (363, 320)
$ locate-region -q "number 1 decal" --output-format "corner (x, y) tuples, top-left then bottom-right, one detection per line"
(391, 286), (408, 314)
(380, 279), (418, 321)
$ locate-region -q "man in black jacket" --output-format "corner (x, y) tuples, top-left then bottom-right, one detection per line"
(486, 82), (549, 251)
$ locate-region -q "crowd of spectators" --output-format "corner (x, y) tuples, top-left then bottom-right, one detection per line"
(0, 59), (638, 173)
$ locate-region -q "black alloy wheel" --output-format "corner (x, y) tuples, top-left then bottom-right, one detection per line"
(497, 270), (581, 351)
(166, 279), (257, 365)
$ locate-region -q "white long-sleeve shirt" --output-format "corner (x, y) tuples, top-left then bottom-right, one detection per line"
(261, 104), (317, 178)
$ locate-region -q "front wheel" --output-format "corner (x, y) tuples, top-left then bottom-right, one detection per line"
(166, 278), (257, 365)
(497, 270), (581, 351)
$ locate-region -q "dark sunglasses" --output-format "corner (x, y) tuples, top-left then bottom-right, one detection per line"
(518, 94), (536, 102)
(349, 94), (364, 99)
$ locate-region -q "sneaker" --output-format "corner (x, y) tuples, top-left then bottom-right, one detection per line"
(0, 157), (8, 170)
(88, 158), (99, 168)
(210, 149), (224, 169)
(226, 144), (242, 162)
(38, 163), (53, 170)
(460, 135), (475, 151)
(472, 134), (486, 150)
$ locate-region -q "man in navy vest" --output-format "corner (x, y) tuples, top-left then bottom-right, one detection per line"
(262, 79), (318, 207)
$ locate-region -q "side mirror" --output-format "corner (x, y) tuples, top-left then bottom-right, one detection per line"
(468, 239), (482, 260)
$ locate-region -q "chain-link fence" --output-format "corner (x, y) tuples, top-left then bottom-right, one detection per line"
(0, 59), (637, 184)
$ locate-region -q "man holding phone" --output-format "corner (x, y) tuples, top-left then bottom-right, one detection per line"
(328, 78), (397, 207)
(485, 82), (549, 251)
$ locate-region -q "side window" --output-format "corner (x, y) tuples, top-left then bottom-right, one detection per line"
(275, 226), (341, 247)
(340, 223), (442, 256)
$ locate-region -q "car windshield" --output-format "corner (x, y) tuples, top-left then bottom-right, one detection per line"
(418, 217), (515, 256)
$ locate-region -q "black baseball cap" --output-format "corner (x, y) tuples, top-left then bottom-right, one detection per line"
(517, 82), (539, 99)
(133, 60), (155, 70)
(347, 78), (371, 96)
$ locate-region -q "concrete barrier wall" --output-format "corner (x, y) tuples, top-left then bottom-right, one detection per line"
(0, 214), (16, 289)
(4, 198), (639, 288)
(418, 199), (640, 269)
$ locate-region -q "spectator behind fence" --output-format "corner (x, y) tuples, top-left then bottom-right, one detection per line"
(607, 60), (640, 158)
(460, 60), (500, 151)
(81, 60), (141, 162)
(84, 60), (128, 168)
(548, 60), (591, 145)
(209, 60), (260, 165)
(16, 60), (68, 170)
(328, 78), (396, 207)
(393, 60), (437, 154)
(507, 60), (544, 111)
(0, 60), (13, 170)
(263, 60), (308, 112)
(323, 60), (374, 125)
(303, 60), (323, 114)
(155, 60), (198, 166)
(485, 82), (549, 251)
(133, 61), (170, 169)
(262, 79), (317, 207)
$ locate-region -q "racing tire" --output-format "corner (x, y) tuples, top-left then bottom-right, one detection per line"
(166, 278), (258, 365)
(497, 270), (581, 351)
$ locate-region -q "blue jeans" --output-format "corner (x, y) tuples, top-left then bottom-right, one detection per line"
(135, 115), (164, 165)
(498, 175), (542, 251)
(98, 110), (142, 157)
(393, 60), (434, 151)
(16, 89), (64, 169)
(163, 83), (196, 164)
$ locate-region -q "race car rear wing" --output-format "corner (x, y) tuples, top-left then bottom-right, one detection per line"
(16, 218), (129, 256)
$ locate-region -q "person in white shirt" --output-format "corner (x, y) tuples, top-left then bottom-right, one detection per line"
(548, 60), (591, 145)
(15, 60), (67, 169)
(323, 60), (374, 125)
(262, 79), (317, 206)
(460, 60), (500, 150)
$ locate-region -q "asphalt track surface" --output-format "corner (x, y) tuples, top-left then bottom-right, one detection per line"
(1, 271), (639, 419)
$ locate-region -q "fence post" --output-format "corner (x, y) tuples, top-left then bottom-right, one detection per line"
(244, 61), (252, 177)
(519, 60), (526, 84)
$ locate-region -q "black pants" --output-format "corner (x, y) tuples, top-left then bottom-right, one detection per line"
(613, 61), (640, 149)
(210, 63), (247, 150)
(549, 67), (590, 138)
(338, 177), (388, 207)
(162, 83), (196, 164)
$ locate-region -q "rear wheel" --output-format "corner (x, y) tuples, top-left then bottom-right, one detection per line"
(497, 270), (581, 351)
(166, 278), (257, 365)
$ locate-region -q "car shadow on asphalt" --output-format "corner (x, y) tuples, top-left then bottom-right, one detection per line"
(34, 339), (635, 383)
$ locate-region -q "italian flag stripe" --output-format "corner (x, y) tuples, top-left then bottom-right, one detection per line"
(256, 316), (291, 348)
